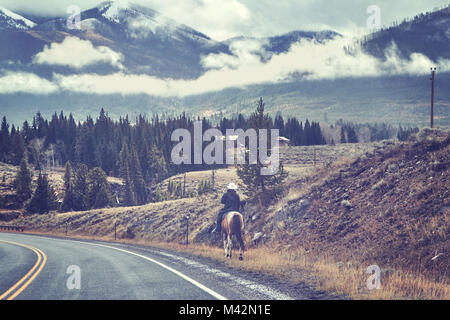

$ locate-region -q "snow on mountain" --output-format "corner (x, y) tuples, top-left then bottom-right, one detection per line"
(93, 1), (208, 41)
(0, 6), (36, 30)
(99, 0), (131, 24)
(0, 1), (340, 80)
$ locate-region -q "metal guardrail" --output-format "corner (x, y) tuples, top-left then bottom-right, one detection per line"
(0, 225), (25, 232)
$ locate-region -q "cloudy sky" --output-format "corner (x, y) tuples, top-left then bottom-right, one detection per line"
(1, 0), (449, 97)
(0, 0), (448, 40)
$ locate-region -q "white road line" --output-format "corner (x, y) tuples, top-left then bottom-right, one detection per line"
(2, 233), (294, 300)
(146, 248), (295, 300)
(69, 240), (228, 300)
(0, 233), (227, 300)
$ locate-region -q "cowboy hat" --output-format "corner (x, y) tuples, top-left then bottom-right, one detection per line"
(227, 182), (238, 190)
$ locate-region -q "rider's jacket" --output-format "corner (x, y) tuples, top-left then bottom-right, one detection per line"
(221, 190), (241, 212)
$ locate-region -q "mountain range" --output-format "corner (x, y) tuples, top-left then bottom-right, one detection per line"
(0, 1), (339, 79)
(0, 6), (36, 30)
(0, 1), (449, 127)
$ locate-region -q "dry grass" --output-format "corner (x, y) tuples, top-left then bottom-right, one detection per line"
(309, 256), (449, 300)
(138, 242), (450, 300)
(8, 228), (448, 300)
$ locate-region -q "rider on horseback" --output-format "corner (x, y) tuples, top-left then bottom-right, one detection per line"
(212, 182), (242, 233)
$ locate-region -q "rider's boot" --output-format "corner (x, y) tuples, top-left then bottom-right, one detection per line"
(212, 214), (223, 233)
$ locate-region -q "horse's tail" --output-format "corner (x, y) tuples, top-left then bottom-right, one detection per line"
(231, 213), (244, 233)
(231, 213), (245, 251)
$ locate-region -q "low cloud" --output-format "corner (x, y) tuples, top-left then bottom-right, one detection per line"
(128, 14), (164, 38)
(3, 36), (450, 97)
(201, 38), (268, 69)
(53, 36), (450, 97)
(55, 72), (174, 96)
(32, 37), (124, 69)
(0, 71), (58, 94)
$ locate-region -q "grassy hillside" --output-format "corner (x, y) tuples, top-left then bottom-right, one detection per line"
(1, 131), (449, 299)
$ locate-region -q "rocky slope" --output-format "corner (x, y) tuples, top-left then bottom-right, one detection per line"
(263, 128), (449, 278)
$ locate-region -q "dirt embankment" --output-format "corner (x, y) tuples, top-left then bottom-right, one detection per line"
(258, 128), (449, 278)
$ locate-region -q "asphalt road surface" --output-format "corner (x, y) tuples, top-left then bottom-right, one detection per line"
(0, 232), (296, 300)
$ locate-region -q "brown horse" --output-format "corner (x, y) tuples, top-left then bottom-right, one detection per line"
(221, 211), (245, 260)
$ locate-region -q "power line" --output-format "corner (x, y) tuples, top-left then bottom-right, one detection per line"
(430, 67), (436, 128)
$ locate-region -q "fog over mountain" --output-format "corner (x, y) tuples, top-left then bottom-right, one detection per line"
(0, 1), (449, 126)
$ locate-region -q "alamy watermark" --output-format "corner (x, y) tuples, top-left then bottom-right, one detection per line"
(67, 5), (81, 30)
(171, 121), (280, 175)
(66, 265), (81, 290)
(366, 5), (381, 30)
(366, 265), (381, 290)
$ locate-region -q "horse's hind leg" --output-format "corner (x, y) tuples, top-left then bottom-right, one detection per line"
(236, 233), (245, 261)
(227, 235), (232, 259)
(223, 233), (228, 257)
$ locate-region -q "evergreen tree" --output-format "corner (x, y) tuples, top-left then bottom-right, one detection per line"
(139, 142), (151, 183)
(9, 129), (25, 165)
(21, 120), (32, 144)
(128, 145), (147, 205)
(87, 167), (113, 209)
(35, 112), (48, 139)
(14, 157), (33, 204)
(65, 114), (77, 162)
(73, 164), (89, 211)
(75, 120), (97, 168)
(122, 162), (136, 206)
(61, 161), (76, 212)
(118, 144), (130, 179)
(26, 172), (58, 214)
(340, 126), (347, 144)
(0, 116), (9, 162)
(146, 144), (168, 184)
(347, 126), (359, 143)
(237, 98), (288, 194)
(118, 144), (145, 205)
(302, 120), (311, 145)
(273, 112), (285, 137)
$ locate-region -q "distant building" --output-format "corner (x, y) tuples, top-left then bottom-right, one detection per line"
(278, 136), (290, 146)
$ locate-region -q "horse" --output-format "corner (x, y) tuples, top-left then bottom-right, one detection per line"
(221, 211), (245, 260)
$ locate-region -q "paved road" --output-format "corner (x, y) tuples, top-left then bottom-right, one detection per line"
(0, 232), (295, 300)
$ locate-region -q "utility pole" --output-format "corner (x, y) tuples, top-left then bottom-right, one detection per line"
(185, 214), (190, 246)
(183, 173), (186, 197)
(211, 165), (215, 190)
(430, 67), (436, 128)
